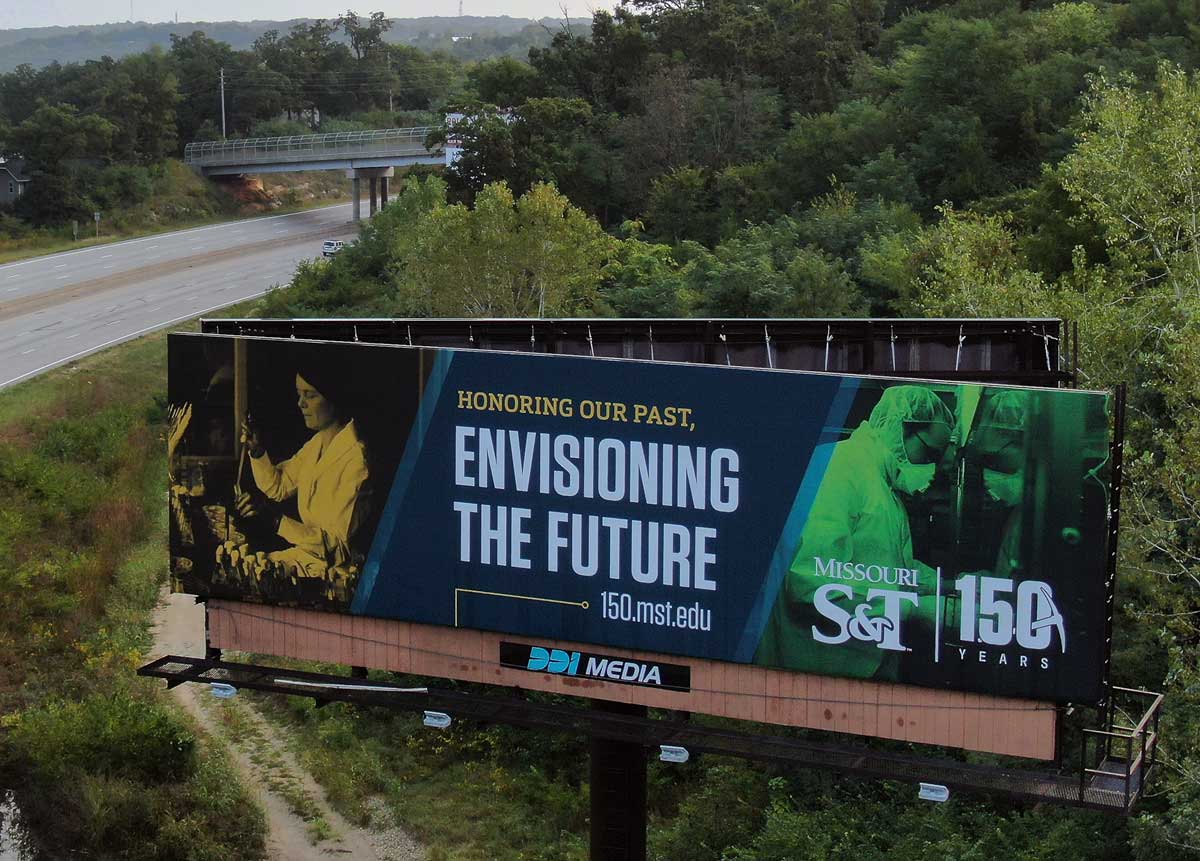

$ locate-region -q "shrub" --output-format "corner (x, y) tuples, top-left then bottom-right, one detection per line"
(12, 691), (197, 784)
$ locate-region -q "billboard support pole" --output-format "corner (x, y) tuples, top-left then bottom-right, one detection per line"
(589, 700), (648, 861)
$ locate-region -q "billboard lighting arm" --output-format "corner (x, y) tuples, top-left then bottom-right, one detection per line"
(139, 654), (1161, 815)
(274, 677), (429, 694)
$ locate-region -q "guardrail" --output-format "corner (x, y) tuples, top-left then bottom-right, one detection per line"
(184, 127), (440, 167)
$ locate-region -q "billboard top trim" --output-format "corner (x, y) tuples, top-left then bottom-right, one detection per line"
(172, 330), (1107, 396)
(203, 316), (1066, 328)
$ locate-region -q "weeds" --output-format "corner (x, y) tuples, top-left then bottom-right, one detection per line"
(0, 323), (267, 859)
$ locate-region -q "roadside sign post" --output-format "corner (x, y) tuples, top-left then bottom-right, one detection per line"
(94, 211), (101, 238)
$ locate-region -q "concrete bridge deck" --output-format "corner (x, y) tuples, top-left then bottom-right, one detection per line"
(185, 127), (453, 219)
(184, 127), (447, 176)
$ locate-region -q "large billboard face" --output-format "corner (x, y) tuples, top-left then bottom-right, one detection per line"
(168, 333), (1112, 703)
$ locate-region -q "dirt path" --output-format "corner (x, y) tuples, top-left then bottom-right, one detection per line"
(150, 589), (423, 861)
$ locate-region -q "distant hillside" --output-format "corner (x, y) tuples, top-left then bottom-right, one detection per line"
(0, 16), (587, 71)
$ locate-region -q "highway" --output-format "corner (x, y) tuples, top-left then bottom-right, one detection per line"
(0, 203), (356, 390)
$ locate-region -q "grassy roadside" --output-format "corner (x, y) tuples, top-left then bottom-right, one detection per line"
(242, 676), (590, 861)
(0, 310), (267, 859)
(0, 162), (351, 266)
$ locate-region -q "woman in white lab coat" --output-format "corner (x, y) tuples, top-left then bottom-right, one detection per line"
(237, 366), (370, 581)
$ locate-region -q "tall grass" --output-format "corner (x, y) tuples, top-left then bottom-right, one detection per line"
(0, 324), (267, 859)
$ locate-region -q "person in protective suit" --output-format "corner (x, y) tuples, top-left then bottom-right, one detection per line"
(755, 385), (955, 681)
(968, 389), (1029, 579)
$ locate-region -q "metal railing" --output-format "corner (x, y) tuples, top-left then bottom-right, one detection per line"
(184, 127), (440, 167)
(1079, 686), (1164, 813)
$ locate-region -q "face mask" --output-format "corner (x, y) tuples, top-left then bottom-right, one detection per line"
(894, 461), (936, 495)
(983, 468), (1023, 507)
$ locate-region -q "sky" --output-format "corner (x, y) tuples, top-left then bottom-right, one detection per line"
(0, 0), (617, 31)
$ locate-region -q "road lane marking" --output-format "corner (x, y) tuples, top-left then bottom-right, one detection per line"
(65, 333), (80, 340)
(54, 264), (67, 269)
(0, 202), (352, 272)
(0, 290), (271, 389)
(21, 348), (35, 355)
(101, 254), (113, 259)
(4, 274), (19, 279)
(56, 274), (69, 279)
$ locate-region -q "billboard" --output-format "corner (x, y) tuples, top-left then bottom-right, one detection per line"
(168, 333), (1112, 703)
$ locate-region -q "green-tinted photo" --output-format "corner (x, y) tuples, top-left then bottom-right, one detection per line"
(755, 381), (1109, 696)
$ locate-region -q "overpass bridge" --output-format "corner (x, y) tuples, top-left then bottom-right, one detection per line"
(184, 127), (454, 220)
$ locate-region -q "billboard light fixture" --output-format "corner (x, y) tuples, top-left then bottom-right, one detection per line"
(919, 783), (950, 803)
(423, 710), (452, 729)
(210, 682), (238, 699)
(659, 745), (689, 764)
(273, 677), (429, 694)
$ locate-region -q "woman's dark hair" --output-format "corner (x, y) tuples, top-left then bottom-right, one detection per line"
(294, 349), (358, 423)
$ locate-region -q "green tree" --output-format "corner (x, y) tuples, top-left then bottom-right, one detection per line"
(397, 181), (617, 316)
(686, 216), (867, 316)
(468, 56), (542, 107)
(169, 31), (235, 143)
(600, 233), (687, 316)
(4, 102), (114, 224)
(338, 10), (393, 62)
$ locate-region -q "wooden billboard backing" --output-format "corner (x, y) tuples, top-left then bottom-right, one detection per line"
(208, 599), (1057, 760)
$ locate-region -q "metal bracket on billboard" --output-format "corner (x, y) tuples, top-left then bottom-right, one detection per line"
(139, 655), (1161, 817)
(196, 318), (1077, 387)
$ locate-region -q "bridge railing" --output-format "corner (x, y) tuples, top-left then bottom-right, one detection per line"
(184, 127), (440, 167)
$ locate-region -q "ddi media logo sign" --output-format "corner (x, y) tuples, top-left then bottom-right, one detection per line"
(499, 642), (694, 691)
(526, 646), (581, 676)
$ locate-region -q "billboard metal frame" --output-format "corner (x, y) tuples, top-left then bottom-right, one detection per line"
(199, 317), (1076, 387)
(146, 316), (1152, 858)
(139, 652), (1161, 815)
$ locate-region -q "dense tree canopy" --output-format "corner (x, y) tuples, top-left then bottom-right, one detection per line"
(4, 6), (1200, 852)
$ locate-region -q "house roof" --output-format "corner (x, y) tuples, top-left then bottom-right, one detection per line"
(0, 158), (31, 182)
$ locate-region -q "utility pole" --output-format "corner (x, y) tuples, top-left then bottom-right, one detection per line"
(219, 67), (227, 140)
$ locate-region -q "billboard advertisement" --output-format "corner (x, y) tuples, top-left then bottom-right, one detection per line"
(168, 333), (1112, 703)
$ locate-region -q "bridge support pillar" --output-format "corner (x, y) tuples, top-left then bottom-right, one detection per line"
(380, 176), (389, 207)
(351, 177), (361, 221)
(346, 167), (394, 221)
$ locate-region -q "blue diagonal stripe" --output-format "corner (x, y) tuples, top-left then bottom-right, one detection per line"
(732, 377), (860, 661)
(351, 349), (454, 613)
